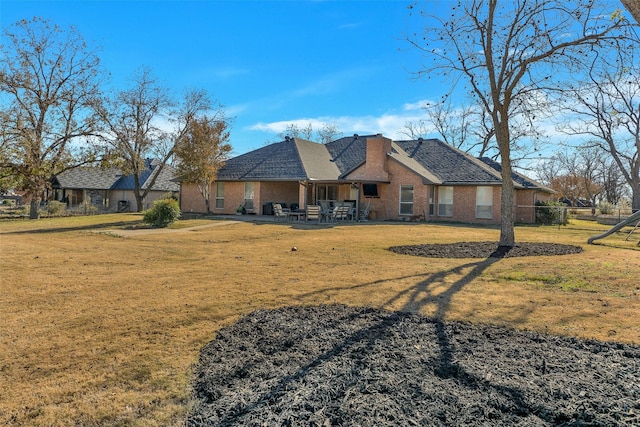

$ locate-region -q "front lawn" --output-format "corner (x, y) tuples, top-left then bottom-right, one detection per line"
(1, 215), (638, 425)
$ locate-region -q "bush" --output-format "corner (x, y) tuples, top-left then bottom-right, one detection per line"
(535, 200), (566, 225)
(143, 198), (181, 228)
(80, 200), (98, 215)
(46, 200), (67, 216)
(598, 202), (615, 215)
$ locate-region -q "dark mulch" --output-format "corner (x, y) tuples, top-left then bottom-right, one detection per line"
(188, 305), (640, 426)
(389, 242), (583, 258)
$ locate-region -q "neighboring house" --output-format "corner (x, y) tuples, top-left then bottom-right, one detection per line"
(51, 159), (179, 211)
(180, 134), (553, 224)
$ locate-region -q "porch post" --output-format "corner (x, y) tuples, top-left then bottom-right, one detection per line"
(354, 183), (360, 221)
(299, 181), (307, 209)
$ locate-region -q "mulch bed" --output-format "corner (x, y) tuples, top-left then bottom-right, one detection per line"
(389, 242), (584, 258)
(188, 305), (640, 426)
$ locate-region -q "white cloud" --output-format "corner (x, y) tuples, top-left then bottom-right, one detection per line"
(403, 100), (429, 111)
(248, 108), (436, 141)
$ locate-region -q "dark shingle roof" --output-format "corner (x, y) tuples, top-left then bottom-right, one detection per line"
(394, 139), (502, 184)
(53, 161), (178, 192)
(212, 135), (546, 190)
(478, 157), (549, 190)
(53, 167), (122, 189)
(324, 134), (371, 177)
(217, 137), (342, 181)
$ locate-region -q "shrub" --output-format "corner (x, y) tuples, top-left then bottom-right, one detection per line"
(598, 202), (615, 215)
(46, 200), (67, 216)
(143, 198), (181, 228)
(80, 200), (98, 215)
(535, 200), (565, 225)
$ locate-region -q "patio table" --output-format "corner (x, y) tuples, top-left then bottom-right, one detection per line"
(288, 210), (306, 221)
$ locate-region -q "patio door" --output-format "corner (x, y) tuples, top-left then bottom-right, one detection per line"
(244, 182), (255, 211)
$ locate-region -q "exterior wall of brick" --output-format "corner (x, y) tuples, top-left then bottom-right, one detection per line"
(349, 136), (391, 182)
(258, 181), (300, 212)
(515, 189), (552, 223)
(180, 183), (207, 213)
(179, 137), (549, 224)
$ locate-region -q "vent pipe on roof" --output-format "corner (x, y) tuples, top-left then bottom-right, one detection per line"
(353, 134), (358, 139)
(285, 136), (290, 141)
(418, 138), (423, 144)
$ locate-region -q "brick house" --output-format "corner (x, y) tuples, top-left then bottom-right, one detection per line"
(179, 134), (553, 223)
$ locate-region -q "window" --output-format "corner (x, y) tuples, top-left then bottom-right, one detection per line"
(438, 186), (453, 217)
(215, 182), (224, 209)
(244, 182), (254, 211)
(428, 186), (435, 216)
(400, 185), (414, 215)
(317, 184), (338, 202)
(476, 186), (493, 219)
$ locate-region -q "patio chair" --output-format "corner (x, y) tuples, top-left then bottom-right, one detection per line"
(273, 203), (289, 222)
(344, 201), (356, 220)
(305, 205), (321, 223)
(359, 201), (371, 221)
(325, 206), (340, 222)
(326, 205), (349, 222)
(337, 205), (350, 221)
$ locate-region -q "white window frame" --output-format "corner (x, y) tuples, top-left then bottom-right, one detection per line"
(438, 186), (453, 217)
(214, 182), (224, 209)
(476, 186), (493, 219)
(244, 182), (255, 211)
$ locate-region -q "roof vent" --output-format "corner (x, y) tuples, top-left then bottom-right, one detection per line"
(285, 136), (290, 141)
(353, 134), (359, 139)
(418, 137), (423, 144)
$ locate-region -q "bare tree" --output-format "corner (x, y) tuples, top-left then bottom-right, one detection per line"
(273, 121), (342, 144)
(408, 0), (632, 246)
(598, 156), (628, 205)
(316, 122), (343, 144)
(279, 123), (314, 141)
(544, 148), (603, 208)
(174, 117), (232, 214)
(96, 67), (217, 211)
(560, 52), (640, 211)
(0, 18), (103, 218)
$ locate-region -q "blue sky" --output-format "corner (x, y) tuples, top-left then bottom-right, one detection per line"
(1, 0), (442, 155)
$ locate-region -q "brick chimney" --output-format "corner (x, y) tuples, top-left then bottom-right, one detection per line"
(364, 134), (391, 181)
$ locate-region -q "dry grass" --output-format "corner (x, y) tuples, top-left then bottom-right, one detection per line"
(1, 215), (639, 426)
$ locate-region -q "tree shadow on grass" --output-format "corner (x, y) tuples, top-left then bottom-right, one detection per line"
(191, 246), (561, 425)
(0, 220), (144, 235)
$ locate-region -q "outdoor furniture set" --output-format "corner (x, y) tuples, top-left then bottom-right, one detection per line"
(272, 202), (367, 223)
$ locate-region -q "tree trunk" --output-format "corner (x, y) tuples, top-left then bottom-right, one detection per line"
(632, 184), (640, 212)
(499, 175), (516, 247)
(494, 113), (516, 247)
(29, 198), (40, 219)
(134, 193), (144, 212)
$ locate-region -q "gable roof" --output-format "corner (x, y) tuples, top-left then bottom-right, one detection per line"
(394, 139), (503, 185)
(53, 167), (122, 190)
(53, 160), (178, 192)
(213, 135), (547, 190)
(218, 137), (341, 181)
